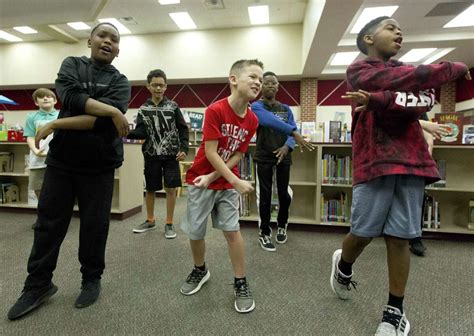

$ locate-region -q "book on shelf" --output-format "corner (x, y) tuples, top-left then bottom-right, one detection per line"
(462, 124), (474, 144)
(0, 152), (14, 172)
(321, 154), (352, 184)
(320, 192), (347, 223)
(329, 121), (342, 143)
(433, 159), (446, 188)
(301, 122), (316, 140)
(433, 113), (463, 145)
(422, 195), (440, 229)
(0, 182), (19, 204)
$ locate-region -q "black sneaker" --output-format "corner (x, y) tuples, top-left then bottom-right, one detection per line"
(234, 279), (255, 313)
(276, 224), (288, 244)
(258, 233), (276, 252)
(75, 280), (101, 308)
(7, 283), (58, 320)
(409, 239), (426, 256)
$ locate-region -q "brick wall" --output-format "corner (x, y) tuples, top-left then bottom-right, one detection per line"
(300, 78), (317, 122)
(440, 81), (456, 113)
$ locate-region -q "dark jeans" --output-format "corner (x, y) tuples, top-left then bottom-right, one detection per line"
(25, 166), (114, 288)
(256, 162), (292, 236)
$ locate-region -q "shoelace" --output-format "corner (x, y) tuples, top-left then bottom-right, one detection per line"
(382, 309), (402, 328)
(187, 268), (205, 283)
(234, 281), (251, 298)
(336, 273), (358, 291)
(277, 228), (286, 236)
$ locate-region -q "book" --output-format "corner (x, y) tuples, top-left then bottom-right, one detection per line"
(301, 122), (316, 140)
(0, 152), (14, 172)
(433, 159), (446, 188)
(433, 113), (463, 145)
(329, 121), (342, 143)
(462, 124), (474, 144)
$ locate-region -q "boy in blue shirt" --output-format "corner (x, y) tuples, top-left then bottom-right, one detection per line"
(24, 88), (59, 229)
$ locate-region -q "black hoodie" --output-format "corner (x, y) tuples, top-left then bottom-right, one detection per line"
(48, 56), (131, 173)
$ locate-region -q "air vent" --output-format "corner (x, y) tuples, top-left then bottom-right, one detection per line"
(204, 0), (225, 10)
(425, 2), (472, 17)
(119, 17), (138, 25)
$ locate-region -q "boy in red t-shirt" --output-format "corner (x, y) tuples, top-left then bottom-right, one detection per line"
(329, 16), (470, 335)
(180, 59), (263, 313)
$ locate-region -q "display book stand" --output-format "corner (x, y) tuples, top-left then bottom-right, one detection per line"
(0, 142), (143, 220)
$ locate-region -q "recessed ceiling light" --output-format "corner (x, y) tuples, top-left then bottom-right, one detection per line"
(422, 48), (456, 64)
(13, 26), (37, 34)
(398, 48), (437, 63)
(330, 52), (360, 66)
(0, 30), (23, 42)
(98, 18), (131, 34)
(67, 22), (91, 30)
(248, 5), (269, 25)
(444, 4), (474, 28)
(169, 12), (197, 30)
(350, 6), (399, 33)
(158, 0), (180, 4)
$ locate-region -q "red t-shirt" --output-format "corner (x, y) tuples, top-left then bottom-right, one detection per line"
(186, 98), (258, 190)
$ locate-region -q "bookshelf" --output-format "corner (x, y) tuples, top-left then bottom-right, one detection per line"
(0, 142), (143, 219)
(234, 143), (474, 235)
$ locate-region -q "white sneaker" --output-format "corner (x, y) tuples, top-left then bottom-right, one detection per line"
(375, 305), (410, 336)
(330, 249), (357, 300)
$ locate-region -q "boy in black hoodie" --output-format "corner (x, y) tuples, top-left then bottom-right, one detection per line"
(8, 22), (131, 320)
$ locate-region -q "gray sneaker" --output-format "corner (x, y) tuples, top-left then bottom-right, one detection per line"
(375, 305), (410, 336)
(330, 249), (357, 300)
(164, 224), (177, 239)
(133, 220), (156, 233)
(234, 279), (255, 313)
(180, 267), (210, 295)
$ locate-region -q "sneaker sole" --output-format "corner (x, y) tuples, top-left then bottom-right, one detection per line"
(180, 271), (210, 296)
(259, 240), (276, 252)
(234, 299), (255, 313)
(133, 226), (157, 233)
(165, 233), (177, 239)
(330, 249), (347, 299)
(8, 285), (58, 320)
(276, 237), (287, 244)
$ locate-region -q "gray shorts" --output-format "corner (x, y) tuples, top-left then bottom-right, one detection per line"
(181, 186), (240, 240)
(28, 168), (46, 191)
(350, 175), (424, 239)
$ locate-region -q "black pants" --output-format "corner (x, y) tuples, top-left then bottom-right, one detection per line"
(25, 165), (114, 288)
(256, 162), (292, 236)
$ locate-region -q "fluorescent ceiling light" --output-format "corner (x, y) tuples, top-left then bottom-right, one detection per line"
(422, 48), (456, 64)
(98, 18), (131, 34)
(13, 26), (37, 34)
(67, 22), (91, 30)
(0, 30), (23, 42)
(444, 4), (474, 28)
(169, 12), (197, 30)
(330, 51), (360, 66)
(350, 6), (399, 33)
(248, 5), (269, 25)
(398, 48), (437, 62)
(158, 0), (180, 4)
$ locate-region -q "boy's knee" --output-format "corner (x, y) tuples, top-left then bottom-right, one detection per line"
(384, 235), (409, 249)
(223, 230), (240, 243)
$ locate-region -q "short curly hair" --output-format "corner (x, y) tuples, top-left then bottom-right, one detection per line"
(356, 16), (390, 55)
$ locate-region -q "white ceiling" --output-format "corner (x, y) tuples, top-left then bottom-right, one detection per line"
(0, 0), (473, 79)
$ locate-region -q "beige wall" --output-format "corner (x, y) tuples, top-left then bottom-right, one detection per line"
(0, 24), (302, 87)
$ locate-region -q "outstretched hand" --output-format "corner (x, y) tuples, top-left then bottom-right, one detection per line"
(292, 132), (315, 152)
(273, 145), (289, 164)
(425, 122), (450, 140)
(342, 89), (371, 112)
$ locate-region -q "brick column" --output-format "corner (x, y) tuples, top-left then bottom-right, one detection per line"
(440, 81), (456, 113)
(300, 78), (318, 122)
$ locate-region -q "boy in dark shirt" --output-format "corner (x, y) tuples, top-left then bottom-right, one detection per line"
(127, 69), (189, 238)
(8, 22), (131, 320)
(251, 71), (314, 251)
(329, 16), (470, 335)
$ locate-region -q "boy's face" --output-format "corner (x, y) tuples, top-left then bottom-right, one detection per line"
(35, 95), (57, 111)
(230, 64), (263, 101)
(365, 19), (403, 59)
(88, 24), (120, 64)
(147, 77), (167, 102)
(261, 75), (279, 100)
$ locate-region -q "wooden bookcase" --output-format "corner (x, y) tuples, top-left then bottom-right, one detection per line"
(183, 142), (474, 236)
(0, 142), (143, 219)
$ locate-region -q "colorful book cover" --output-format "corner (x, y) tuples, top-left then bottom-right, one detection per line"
(433, 113), (463, 145)
(462, 124), (474, 144)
